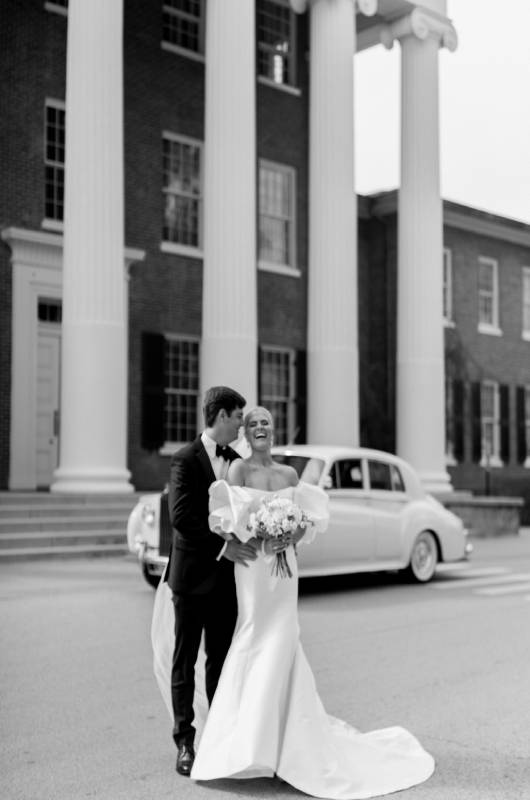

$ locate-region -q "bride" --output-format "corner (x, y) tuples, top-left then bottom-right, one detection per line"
(152, 407), (435, 799)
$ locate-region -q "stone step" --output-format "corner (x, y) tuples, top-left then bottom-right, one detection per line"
(0, 529), (127, 549)
(0, 516), (129, 534)
(0, 543), (129, 562)
(0, 492), (140, 508)
(0, 504), (133, 519)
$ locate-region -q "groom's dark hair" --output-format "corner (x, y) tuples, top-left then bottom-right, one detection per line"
(203, 386), (246, 427)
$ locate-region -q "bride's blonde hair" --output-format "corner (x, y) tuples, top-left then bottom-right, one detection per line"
(243, 406), (274, 432)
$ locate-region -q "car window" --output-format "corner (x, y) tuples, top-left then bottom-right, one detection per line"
(368, 460), (392, 491)
(272, 455), (325, 485)
(390, 464), (405, 492)
(332, 459), (364, 489)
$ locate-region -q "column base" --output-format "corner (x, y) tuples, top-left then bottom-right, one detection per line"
(417, 470), (453, 494)
(50, 467), (134, 494)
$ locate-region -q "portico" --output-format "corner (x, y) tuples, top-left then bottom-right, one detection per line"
(3, 0), (457, 494)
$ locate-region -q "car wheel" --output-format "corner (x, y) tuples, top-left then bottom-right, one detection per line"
(407, 531), (438, 583)
(142, 563), (161, 590)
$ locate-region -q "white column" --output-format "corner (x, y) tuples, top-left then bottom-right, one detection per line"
(51, 0), (132, 493)
(388, 9), (457, 492)
(305, 0), (363, 445)
(200, 0), (257, 407)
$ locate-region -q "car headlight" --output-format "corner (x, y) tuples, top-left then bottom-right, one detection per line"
(141, 504), (156, 527)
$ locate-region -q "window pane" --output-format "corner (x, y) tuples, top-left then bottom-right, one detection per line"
(368, 460), (392, 490)
(336, 459), (363, 489)
(164, 338), (199, 442)
(163, 137), (201, 246)
(44, 104), (65, 221)
(257, 0), (294, 86)
(259, 164), (294, 266)
(259, 347), (293, 445)
(162, 0), (203, 53)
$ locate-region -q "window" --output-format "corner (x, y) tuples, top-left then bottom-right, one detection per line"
(164, 337), (200, 444)
(257, 0), (296, 87)
(443, 248), (453, 324)
(522, 268), (530, 339)
(44, 101), (65, 222)
(259, 161), (296, 271)
(330, 459), (364, 490)
(478, 257), (500, 333)
(162, 0), (205, 57)
(162, 134), (202, 250)
(517, 386), (530, 466)
(272, 454), (324, 485)
(481, 381), (501, 464)
(38, 299), (62, 323)
(259, 346), (295, 445)
(368, 460), (404, 491)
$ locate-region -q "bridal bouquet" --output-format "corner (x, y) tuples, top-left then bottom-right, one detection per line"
(246, 496), (312, 579)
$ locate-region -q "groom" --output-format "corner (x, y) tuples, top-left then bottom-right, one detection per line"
(166, 385), (258, 776)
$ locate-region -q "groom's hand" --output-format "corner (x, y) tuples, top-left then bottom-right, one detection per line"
(223, 538), (259, 566)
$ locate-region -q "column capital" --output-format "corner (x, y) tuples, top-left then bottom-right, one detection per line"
(290, 0), (377, 16)
(380, 7), (457, 52)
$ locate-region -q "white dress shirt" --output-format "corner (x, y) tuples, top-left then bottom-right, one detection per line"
(201, 431), (229, 560)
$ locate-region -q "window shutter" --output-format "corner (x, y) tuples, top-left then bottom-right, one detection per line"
(516, 386), (527, 464)
(453, 380), (465, 461)
(471, 382), (482, 463)
(500, 384), (510, 464)
(257, 346), (263, 405)
(295, 349), (307, 444)
(141, 332), (166, 451)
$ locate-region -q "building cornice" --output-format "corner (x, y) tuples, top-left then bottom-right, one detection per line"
(291, 0), (377, 15)
(368, 194), (530, 248)
(1, 227), (146, 270)
(357, 6), (456, 52)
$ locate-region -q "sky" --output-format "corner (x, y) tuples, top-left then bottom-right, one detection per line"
(354, 0), (530, 224)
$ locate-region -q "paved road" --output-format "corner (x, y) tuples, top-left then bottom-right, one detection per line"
(1, 532), (529, 800)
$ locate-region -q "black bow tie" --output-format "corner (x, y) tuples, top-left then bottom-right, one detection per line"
(216, 444), (229, 459)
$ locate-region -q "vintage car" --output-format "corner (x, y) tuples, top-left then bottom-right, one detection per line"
(127, 445), (471, 588)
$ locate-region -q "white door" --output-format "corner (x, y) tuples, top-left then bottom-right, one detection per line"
(36, 327), (61, 487)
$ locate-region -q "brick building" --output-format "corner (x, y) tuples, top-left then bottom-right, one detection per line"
(2, 0), (529, 515)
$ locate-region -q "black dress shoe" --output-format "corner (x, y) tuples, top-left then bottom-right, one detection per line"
(176, 743), (195, 776)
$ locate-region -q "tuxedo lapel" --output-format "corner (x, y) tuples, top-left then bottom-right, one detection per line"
(195, 438), (216, 484)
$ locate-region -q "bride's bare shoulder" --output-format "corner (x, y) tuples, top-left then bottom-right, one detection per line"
(274, 462), (299, 487)
(227, 457), (248, 485)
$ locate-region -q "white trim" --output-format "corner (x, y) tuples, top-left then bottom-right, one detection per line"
(522, 331), (530, 342)
(257, 76), (301, 97)
(160, 241), (203, 260)
(45, 97), (65, 111)
(41, 218), (64, 232)
(478, 323), (503, 337)
(159, 443), (183, 456)
(258, 261), (301, 277)
(444, 207), (530, 248)
(44, 2), (68, 17)
(1, 227), (144, 489)
(443, 319), (456, 329)
(161, 41), (205, 63)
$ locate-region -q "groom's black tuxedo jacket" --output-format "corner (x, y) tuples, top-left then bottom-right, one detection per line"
(166, 436), (240, 595)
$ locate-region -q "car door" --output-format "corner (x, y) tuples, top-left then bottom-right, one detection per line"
(366, 459), (408, 561)
(318, 457), (375, 568)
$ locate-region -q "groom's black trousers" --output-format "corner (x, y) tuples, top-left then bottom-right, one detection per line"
(171, 579), (237, 747)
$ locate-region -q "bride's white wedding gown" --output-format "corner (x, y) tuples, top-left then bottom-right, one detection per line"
(152, 480), (434, 800)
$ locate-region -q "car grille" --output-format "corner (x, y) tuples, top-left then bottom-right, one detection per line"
(159, 492), (172, 557)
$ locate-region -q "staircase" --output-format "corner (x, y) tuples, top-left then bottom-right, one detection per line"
(0, 492), (140, 561)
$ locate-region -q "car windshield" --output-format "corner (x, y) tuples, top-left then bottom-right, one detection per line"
(273, 455), (325, 485)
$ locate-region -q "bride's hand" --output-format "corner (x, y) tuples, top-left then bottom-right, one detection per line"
(263, 535), (289, 556)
